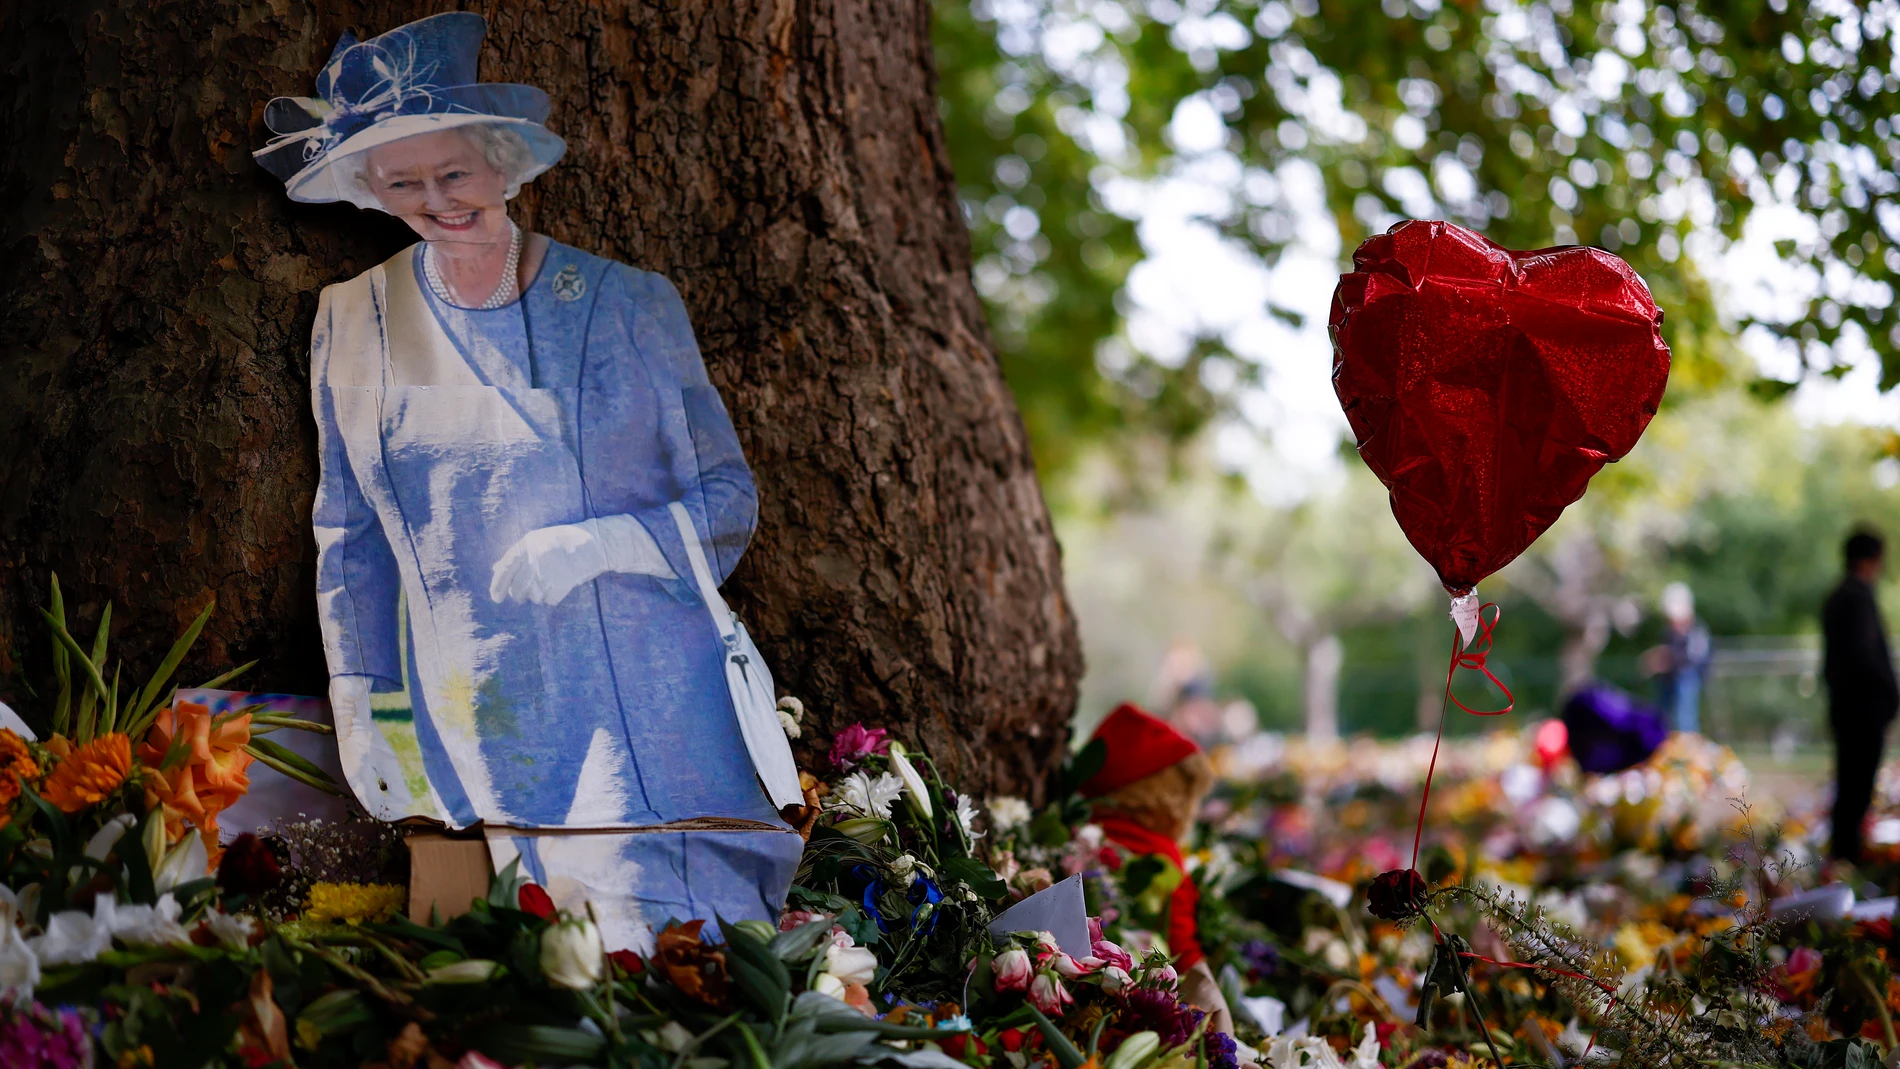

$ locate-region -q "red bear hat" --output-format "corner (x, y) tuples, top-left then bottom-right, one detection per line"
(1078, 702), (1201, 797)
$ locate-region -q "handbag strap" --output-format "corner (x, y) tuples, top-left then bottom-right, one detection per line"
(668, 502), (737, 645)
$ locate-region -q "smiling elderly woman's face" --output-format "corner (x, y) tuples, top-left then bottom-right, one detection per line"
(362, 128), (510, 246)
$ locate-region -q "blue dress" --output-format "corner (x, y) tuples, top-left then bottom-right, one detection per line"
(309, 239), (802, 948)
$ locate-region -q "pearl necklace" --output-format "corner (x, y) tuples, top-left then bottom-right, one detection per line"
(424, 220), (522, 310)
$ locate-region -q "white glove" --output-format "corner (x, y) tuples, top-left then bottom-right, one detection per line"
(328, 674), (421, 821)
(489, 515), (676, 606)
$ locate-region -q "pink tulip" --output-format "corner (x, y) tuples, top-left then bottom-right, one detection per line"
(993, 947), (1033, 993)
(1029, 971), (1074, 1016)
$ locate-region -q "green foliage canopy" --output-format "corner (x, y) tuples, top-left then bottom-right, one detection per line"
(936, 0), (1900, 476)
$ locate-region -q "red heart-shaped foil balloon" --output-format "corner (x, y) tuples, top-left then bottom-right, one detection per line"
(1330, 220), (1670, 595)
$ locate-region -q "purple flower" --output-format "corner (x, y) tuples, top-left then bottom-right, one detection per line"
(0, 1002), (93, 1069)
(1204, 1028), (1238, 1069)
(1238, 939), (1280, 978)
(1120, 988), (1199, 1047)
(829, 724), (891, 770)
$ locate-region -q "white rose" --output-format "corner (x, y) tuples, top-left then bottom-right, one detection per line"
(825, 944), (879, 986)
(540, 915), (605, 990)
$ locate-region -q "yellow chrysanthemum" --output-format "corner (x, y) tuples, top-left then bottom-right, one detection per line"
(42, 732), (131, 813)
(304, 881), (407, 925)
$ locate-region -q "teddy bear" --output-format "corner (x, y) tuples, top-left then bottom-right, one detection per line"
(1080, 702), (1234, 1039)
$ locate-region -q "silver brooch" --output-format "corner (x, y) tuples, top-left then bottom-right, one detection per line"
(551, 263), (586, 302)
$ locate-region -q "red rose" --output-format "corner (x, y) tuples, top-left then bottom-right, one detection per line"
(1366, 868), (1428, 922)
(216, 833), (283, 899)
(517, 882), (556, 920)
(998, 1028), (1025, 1053)
(609, 949), (645, 977)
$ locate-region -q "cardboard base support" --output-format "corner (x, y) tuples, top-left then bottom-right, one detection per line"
(406, 833), (493, 923)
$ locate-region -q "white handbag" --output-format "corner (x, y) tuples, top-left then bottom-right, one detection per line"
(668, 502), (805, 809)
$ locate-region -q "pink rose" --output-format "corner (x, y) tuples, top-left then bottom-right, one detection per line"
(828, 724), (892, 770)
(778, 909), (819, 932)
(1029, 971), (1074, 1016)
(1099, 965), (1133, 994)
(1150, 963), (1178, 989)
(993, 946), (1032, 993)
(1091, 939), (1134, 972)
(1051, 951), (1097, 979)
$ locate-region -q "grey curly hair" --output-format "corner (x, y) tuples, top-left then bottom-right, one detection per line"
(338, 122), (539, 210)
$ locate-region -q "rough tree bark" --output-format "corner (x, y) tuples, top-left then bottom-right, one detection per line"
(0, 1), (1081, 800)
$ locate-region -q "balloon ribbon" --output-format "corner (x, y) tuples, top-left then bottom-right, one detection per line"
(1410, 602), (1514, 871)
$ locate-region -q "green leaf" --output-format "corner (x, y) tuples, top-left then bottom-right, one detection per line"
(720, 915), (791, 1020)
(119, 809), (158, 905)
(193, 659), (257, 692)
(48, 576), (70, 736)
(295, 989), (373, 1050)
(468, 1023), (607, 1064)
(1059, 737), (1107, 796)
(488, 855), (524, 907)
(942, 856), (1009, 900)
(768, 917), (834, 963)
(128, 599), (215, 727)
(834, 904), (880, 948)
(246, 738), (348, 796)
(1026, 1005), (1087, 1069)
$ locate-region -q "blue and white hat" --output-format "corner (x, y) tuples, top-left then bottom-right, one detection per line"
(254, 12), (566, 210)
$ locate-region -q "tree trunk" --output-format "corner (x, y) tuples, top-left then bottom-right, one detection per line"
(0, 1), (1080, 800)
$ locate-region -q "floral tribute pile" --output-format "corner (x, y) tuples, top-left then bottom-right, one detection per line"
(0, 596), (1244, 1069)
(1178, 727), (1897, 1067)
(5, 581), (1899, 1068)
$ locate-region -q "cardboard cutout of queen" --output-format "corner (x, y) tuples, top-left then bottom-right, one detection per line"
(255, 13), (802, 950)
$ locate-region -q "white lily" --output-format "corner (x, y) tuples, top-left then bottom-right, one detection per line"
(0, 924), (38, 1000)
(201, 908), (257, 952)
(153, 833), (208, 893)
(887, 742), (933, 820)
(31, 895), (116, 966)
(110, 893), (190, 947)
(954, 794), (983, 840)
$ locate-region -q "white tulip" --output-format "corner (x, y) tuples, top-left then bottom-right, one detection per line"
(540, 915), (605, 990)
(825, 944), (878, 986)
(811, 971), (847, 1000)
(428, 959), (502, 983)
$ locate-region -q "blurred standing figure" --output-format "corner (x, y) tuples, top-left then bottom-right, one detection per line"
(1644, 582), (1712, 734)
(1823, 529), (1899, 863)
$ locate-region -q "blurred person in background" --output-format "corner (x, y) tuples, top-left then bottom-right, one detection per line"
(1152, 637), (1223, 746)
(1823, 529), (1899, 864)
(1641, 582), (1712, 734)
